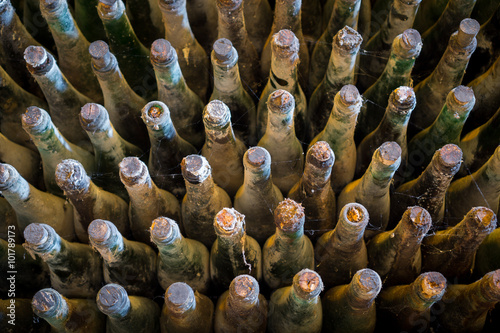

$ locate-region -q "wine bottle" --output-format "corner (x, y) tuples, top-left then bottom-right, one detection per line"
(160, 282), (214, 333)
(421, 206), (497, 279)
(214, 274), (268, 333)
(337, 141), (401, 238)
(234, 146), (284, 244)
(258, 89), (304, 194)
(23, 223), (103, 298)
(201, 100), (246, 197)
(267, 269), (323, 333)
(322, 268), (382, 333)
(263, 199), (314, 289)
(55, 159), (130, 243)
(97, 283), (160, 333)
(210, 208), (262, 290)
(315, 203), (369, 288)
(142, 100), (197, 198)
(0, 132), (41, 186)
(0, 163), (75, 240)
(367, 206), (432, 286)
(150, 216), (211, 294)
(288, 141), (336, 241)
(119, 157), (181, 244)
(88, 219), (158, 297)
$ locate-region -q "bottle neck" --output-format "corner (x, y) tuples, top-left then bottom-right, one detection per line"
(147, 117), (178, 143)
(264, 109), (296, 141)
(153, 58), (185, 89)
(92, 54), (137, 100)
(212, 52), (244, 94)
(322, 100), (359, 145)
(65, 180), (100, 211)
(154, 222), (188, 258)
(359, 158), (399, 197)
(185, 175), (217, 206)
(270, 53), (300, 92)
(285, 284), (319, 314)
(273, 0), (302, 33)
(0, 167), (32, 203)
(301, 162), (331, 193)
(344, 279), (377, 310)
(461, 274), (500, 313)
(205, 122), (238, 145)
(477, 150), (500, 186)
(41, 0), (82, 48)
(160, 0), (196, 47)
(225, 292), (259, 316)
(377, 49), (416, 88)
(403, 284), (437, 312)
(411, 157), (456, 201)
(375, 104), (412, 142)
(126, 177), (162, 209)
(274, 226), (305, 245)
(30, 54), (75, 99)
(37, 293), (71, 329)
(242, 167), (274, 193)
(331, 215), (366, 248)
(26, 226), (66, 264)
(91, 226), (126, 264)
(217, 228), (246, 259)
(25, 114), (72, 156)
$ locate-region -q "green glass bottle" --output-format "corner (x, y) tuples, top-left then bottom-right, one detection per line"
(181, 154), (232, 248)
(201, 100), (246, 197)
(267, 269), (323, 333)
(88, 219), (158, 298)
(315, 203), (369, 288)
(261, 0), (309, 88)
(96, 0), (155, 100)
(160, 282), (214, 333)
(210, 38), (256, 145)
(377, 272), (447, 333)
(0, 132), (41, 186)
(32, 288), (105, 333)
(214, 274), (268, 333)
(309, 84), (363, 194)
(258, 89), (304, 194)
(0, 163), (76, 240)
(309, 0), (361, 92)
(119, 157), (181, 245)
(367, 206), (432, 286)
(55, 159), (130, 243)
(411, 19), (480, 134)
(257, 29), (307, 141)
(356, 29), (422, 140)
(288, 141), (336, 241)
(39, 0), (103, 103)
(216, 0), (260, 94)
(322, 268), (382, 333)
(307, 27), (362, 138)
(142, 101), (197, 198)
(158, 0), (209, 100)
(80, 102), (143, 200)
(234, 147), (284, 244)
(23, 223), (103, 298)
(150, 216), (211, 294)
(97, 283), (160, 333)
(89, 40), (149, 150)
(150, 38), (205, 149)
(408, 85), (475, 178)
(73, 0), (106, 42)
(355, 86), (416, 178)
(0, 65), (47, 150)
(21, 106), (95, 197)
(474, 229), (500, 277)
(263, 199), (314, 289)
(337, 141), (401, 239)
(391, 144), (462, 229)
(24, 45), (92, 150)
(422, 206), (497, 280)
(210, 208), (262, 290)
(435, 269), (500, 333)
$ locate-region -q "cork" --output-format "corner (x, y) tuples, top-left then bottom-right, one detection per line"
(231, 275), (259, 302)
(165, 282), (195, 313)
(214, 208), (245, 236)
(150, 216), (174, 243)
(213, 38), (235, 63)
(339, 85), (361, 106)
(307, 141), (335, 169)
(181, 155), (211, 184)
(274, 198), (305, 232)
(406, 206), (432, 230)
(22, 106), (48, 132)
(119, 157), (148, 186)
(293, 269), (323, 299)
(396, 29), (422, 58)
(466, 207), (497, 230)
(272, 29), (299, 57)
(449, 86), (475, 112)
(245, 147), (271, 169)
(55, 159), (90, 193)
(141, 101), (171, 127)
(480, 270), (500, 302)
(24, 223), (49, 246)
(32, 288), (63, 315)
(351, 269), (382, 301)
(456, 18), (480, 48)
(97, 284), (129, 315)
(217, 0), (242, 11)
(389, 86), (416, 115)
(377, 141), (402, 165)
(40, 0), (62, 11)
(89, 40), (112, 70)
(436, 144), (462, 172)
(24, 46), (52, 74)
(268, 90), (294, 114)
(416, 272), (447, 301)
(151, 39), (177, 65)
(335, 26), (363, 53)
(203, 100), (231, 128)
(80, 103), (108, 131)
(88, 219), (112, 243)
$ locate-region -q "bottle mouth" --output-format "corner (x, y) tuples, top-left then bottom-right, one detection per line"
(88, 219), (113, 244)
(406, 206), (432, 231)
(213, 38), (237, 64)
(203, 100), (231, 128)
(272, 29), (299, 58)
(455, 18), (480, 48)
(435, 144), (462, 172)
(0, 163), (17, 191)
(244, 147), (271, 170)
(80, 103), (109, 131)
(293, 269), (323, 300)
(97, 0), (120, 16)
(229, 275), (259, 303)
(32, 288), (66, 317)
(165, 282), (195, 313)
(274, 198), (305, 232)
(22, 106), (50, 132)
(97, 284), (130, 316)
(268, 90), (294, 115)
(340, 203), (369, 231)
(396, 29), (422, 58)
(415, 272), (447, 302)
(214, 208), (245, 236)
(181, 155), (211, 184)
(351, 269), (382, 301)
(150, 216), (175, 244)
(40, 0), (63, 12)
(23, 223), (50, 247)
(466, 207), (497, 230)
(119, 157), (148, 186)
(142, 101), (171, 127)
(376, 141), (402, 166)
(55, 159), (90, 193)
(335, 26), (363, 53)
(24, 46), (53, 75)
(480, 270), (500, 302)
(307, 141), (335, 169)
(389, 86), (416, 115)
(151, 39), (177, 66)
(89, 40), (114, 72)
(447, 86), (475, 116)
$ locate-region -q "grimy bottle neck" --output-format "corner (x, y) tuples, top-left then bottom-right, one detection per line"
(23, 223), (66, 263)
(330, 203), (369, 248)
(181, 155), (216, 205)
(97, 284), (132, 319)
(322, 85), (362, 142)
(270, 29), (300, 91)
(212, 39), (244, 94)
(203, 100), (238, 145)
(265, 89), (296, 140)
(325, 26), (362, 88)
(164, 283), (197, 317)
(214, 208), (246, 258)
(301, 141), (334, 193)
(461, 270), (500, 312)
(389, 206), (432, 254)
(242, 147), (274, 192)
(273, 0), (302, 33)
(151, 39), (185, 89)
(80, 103), (122, 148)
(55, 159), (98, 205)
(217, 0), (247, 40)
(32, 289), (70, 329)
(344, 269), (382, 310)
(159, 0), (196, 47)
(287, 269), (323, 309)
(375, 86), (415, 141)
(120, 157), (161, 207)
(403, 272), (447, 312)
(0, 163), (34, 204)
(40, 0), (84, 47)
(88, 219), (126, 263)
(474, 146), (500, 186)
(325, 0), (361, 37)
(273, 198), (306, 244)
(22, 107), (70, 154)
(142, 101), (178, 142)
(150, 217), (187, 258)
(225, 275), (261, 315)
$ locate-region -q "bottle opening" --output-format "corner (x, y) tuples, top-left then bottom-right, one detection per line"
(142, 101), (170, 127)
(55, 159), (89, 193)
(246, 147), (270, 168)
(418, 272), (447, 301)
(151, 39), (176, 65)
(274, 199), (305, 232)
(181, 155), (211, 183)
(89, 41), (112, 70)
(408, 206), (432, 228)
(166, 282), (195, 312)
(268, 90), (294, 114)
(215, 208), (244, 235)
(469, 207), (496, 229)
(345, 205), (364, 223)
(294, 269), (323, 299)
(24, 46), (51, 73)
(336, 26), (363, 52)
(24, 223), (49, 246)
(119, 157), (147, 186)
(339, 85), (361, 106)
(391, 86), (416, 112)
(203, 100), (231, 127)
(452, 86), (474, 106)
(151, 217), (174, 242)
(97, 284), (129, 315)
(232, 275), (258, 300)
(32, 288), (63, 315)
(378, 141), (402, 165)
(456, 18), (480, 47)
(88, 220), (112, 243)
(272, 29), (299, 57)
(353, 269), (382, 298)
(308, 141), (334, 169)
(437, 144), (462, 168)
(401, 29), (422, 50)
(22, 106), (46, 128)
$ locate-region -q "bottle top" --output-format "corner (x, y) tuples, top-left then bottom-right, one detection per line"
(213, 38), (237, 63)
(433, 144), (463, 174)
(151, 39), (177, 66)
(274, 198), (305, 232)
(141, 101), (172, 128)
(165, 282), (196, 313)
(0, 163), (17, 191)
(480, 270), (500, 302)
(455, 19), (480, 48)
(24, 46), (53, 75)
(88, 219), (115, 244)
(404, 206), (432, 234)
(80, 103), (109, 131)
(97, 0), (120, 16)
(388, 86), (416, 115)
(350, 269), (382, 302)
(23, 224), (56, 254)
(229, 275), (260, 304)
(214, 207), (245, 237)
(97, 284), (131, 316)
(333, 85), (363, 117)
(181, 155), (212, 184)
(271, 29), (299, 59)
(338, 203), (370, 233)
(89, 40), (114, 71)
(463, 207), (497, 232)
(447, 86), (475, 112)
(268, 90), (294, 115)
(119, 157), (148, 187)
(32, 288), (66, 317)
(395, 29), (422, 58)
(244, 146), (271, 171)
(150, 216), (176, 244)
(203, 100), (231, 128)
(40, 0), (63, 11)
(413, 272), (447, 303)
(292, 269), (324, 300)
(334, 26), (363, 54)
(55, 159), (90, 194)
(217, 0), (242, 11)
(306, 141), (335, 169)
(22, 106), (51, 133)
(374, 141), (402, 167)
